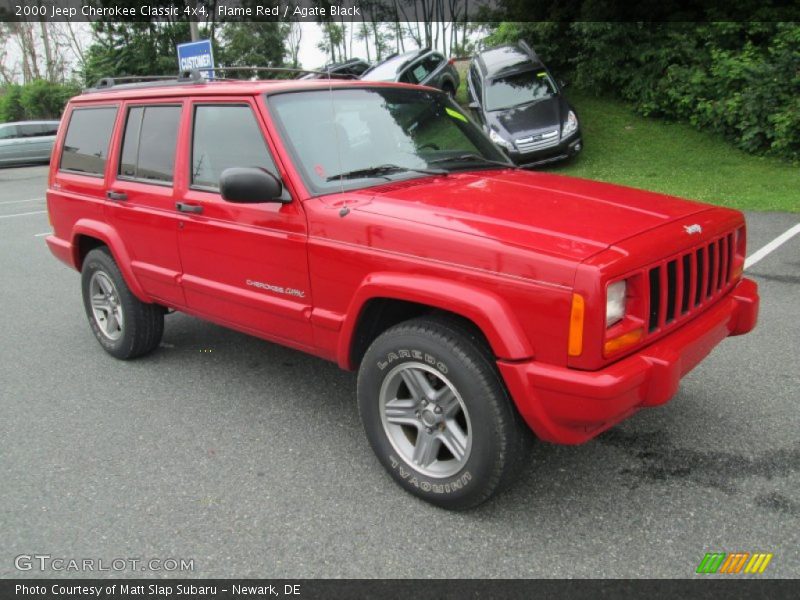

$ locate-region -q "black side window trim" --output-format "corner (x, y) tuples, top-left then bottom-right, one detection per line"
(58, 105), (119, 179)
(117, 103), (182, 187)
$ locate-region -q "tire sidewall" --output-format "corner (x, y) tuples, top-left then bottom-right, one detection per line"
(358, 327), (506, 509)
(81, 250), (136, 358)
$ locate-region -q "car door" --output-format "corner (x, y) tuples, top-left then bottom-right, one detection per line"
(104, 101), (186, 307)
(175, 98), (313, 350)
(0, 124), (20, 164)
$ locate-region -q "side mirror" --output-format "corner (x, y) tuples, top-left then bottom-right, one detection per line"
(468, 101), (480, 110)
(220, 167), (285, 204)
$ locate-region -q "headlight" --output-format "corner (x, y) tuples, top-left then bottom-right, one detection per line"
(606, 280), (626, 327)
(562, 110), (578, 138)
(489, 128), (514, 151)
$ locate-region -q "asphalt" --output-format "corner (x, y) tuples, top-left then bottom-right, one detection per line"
(1, 165), (798, 578)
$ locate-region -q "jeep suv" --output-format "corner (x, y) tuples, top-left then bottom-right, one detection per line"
(45, 73), (759, 509)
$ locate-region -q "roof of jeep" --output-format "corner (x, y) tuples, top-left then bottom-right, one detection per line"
(70, 78), (431, 104)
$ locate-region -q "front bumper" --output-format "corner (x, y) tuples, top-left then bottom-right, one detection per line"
(497, 278), (759, 444)
(510, 134), (582, 168)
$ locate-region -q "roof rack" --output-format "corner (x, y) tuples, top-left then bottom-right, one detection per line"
(518, 41), (540, 62)
(83, 66), (357, 94)
(190, 66), (359, 79)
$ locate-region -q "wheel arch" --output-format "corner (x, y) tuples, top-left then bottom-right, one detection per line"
(338, 273), (535, 370)
(71, 219), (149, 302)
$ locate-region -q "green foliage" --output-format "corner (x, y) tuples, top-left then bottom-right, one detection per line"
(0, 81), (79, 121)
(0, 85), (26, 122)
(484, 22), (800, 161)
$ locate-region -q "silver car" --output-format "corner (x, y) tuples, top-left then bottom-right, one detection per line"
(361, 49), (460, 97)
(0, 120), (60, 166)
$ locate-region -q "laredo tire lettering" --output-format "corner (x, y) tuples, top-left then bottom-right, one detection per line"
(376, 348), (449, 375)
(387, 455), (472, 494)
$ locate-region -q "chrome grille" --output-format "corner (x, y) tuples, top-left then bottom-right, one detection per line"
(515, 130), (559, 154)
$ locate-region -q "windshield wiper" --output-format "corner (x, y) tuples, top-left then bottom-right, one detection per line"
(427, 153), (517, 169)
(326, 164), (447, 182)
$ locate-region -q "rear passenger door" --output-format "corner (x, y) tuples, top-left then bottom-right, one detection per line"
(105, 101), (186, 306)
(175, 99), (313, 350)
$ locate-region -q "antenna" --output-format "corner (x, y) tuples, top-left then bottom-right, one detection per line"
(326, 63), (346, 200)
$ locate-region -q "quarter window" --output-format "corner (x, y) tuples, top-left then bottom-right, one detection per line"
(191, 104), (277, 190)
(119, 105), (181, 183)
(60, 107), (117, 176)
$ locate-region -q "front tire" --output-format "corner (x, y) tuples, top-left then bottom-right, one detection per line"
(81, 247), (164, 359)
(357, 317), (531, 509)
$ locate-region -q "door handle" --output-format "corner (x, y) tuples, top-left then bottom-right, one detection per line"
(106, 191), (127, 201)
(176, 202), (203, 214)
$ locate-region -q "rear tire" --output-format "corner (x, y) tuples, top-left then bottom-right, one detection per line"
(81, 247), (164, 359)
(357, 316), (531, 509)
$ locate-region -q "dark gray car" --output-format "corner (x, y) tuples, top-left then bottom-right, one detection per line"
(0, 120), (60, 166)
(361, 48), (460, 97)
(467, 43), (582, 167)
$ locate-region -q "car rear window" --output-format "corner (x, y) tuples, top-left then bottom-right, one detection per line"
(119, 105), (181, 184)
(60, 107), (117, 176)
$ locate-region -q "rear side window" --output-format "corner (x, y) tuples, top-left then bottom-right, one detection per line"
(0, 125), (19, 140)
(119, 105), (181, 183)
(60, 107), (117, 176)
(191, 104), (277, 190)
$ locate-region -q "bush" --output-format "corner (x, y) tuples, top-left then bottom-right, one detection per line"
(0, 80), (80, 122)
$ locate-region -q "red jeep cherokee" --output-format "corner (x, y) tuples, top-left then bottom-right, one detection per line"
(46, 75), (759, 509)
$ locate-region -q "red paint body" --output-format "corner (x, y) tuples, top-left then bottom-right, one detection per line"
(45, 80), (759, 444)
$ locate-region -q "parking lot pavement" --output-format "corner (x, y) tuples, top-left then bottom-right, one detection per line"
(1, 165), (798, 579)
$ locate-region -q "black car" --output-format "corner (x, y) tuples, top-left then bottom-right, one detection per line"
(298, 58), (371, 79)
(467, 42), (582, 167)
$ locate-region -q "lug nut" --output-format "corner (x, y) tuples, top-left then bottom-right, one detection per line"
(434, 406), (442, 414)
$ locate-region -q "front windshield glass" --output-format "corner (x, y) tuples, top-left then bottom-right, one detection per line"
(485, 69), (557, 111)
(267, 88), (511, 195)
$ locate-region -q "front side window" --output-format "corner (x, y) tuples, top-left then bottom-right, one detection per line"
(119, 105), (181, 183)
(485, 69), (557, 112)
(60, 107), (118, 176)
(268, 88), (510, 195)
(191, 104), (278, 190)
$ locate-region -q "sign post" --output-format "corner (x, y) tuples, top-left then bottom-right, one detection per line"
(177, 40), (215, 79)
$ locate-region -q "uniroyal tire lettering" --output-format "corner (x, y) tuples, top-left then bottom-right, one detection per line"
(376, 349), (448, 374)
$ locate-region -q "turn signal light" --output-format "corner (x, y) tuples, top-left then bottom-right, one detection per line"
(568, 293), (585, 357)
(604, 328), (644, 355)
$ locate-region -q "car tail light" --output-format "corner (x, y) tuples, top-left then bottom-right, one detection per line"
(448, 58), (455, 66)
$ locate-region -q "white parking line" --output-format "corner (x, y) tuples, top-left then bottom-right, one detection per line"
(34, 232), (51, 237)
(745, 223), (800, 269)
(0, 197), (43, 205)
(0, 210), (47, 220)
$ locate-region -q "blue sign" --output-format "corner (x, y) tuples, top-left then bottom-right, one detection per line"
(177, 40), (215, 79)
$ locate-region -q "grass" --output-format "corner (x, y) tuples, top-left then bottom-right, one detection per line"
(452, 57), (797, 212)
(546, 92), (799, 213)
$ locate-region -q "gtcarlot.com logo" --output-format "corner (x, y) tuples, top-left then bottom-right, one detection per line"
(696, 552), (773, 574)
(15, 554), (195, 573)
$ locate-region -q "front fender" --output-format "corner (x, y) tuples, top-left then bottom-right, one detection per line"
(337, 272), (535, 369)
(71, 219), (149, 302)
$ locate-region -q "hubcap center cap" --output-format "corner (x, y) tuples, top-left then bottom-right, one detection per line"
(420, 409), (438, 427)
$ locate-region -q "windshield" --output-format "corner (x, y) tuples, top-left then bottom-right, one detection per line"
(485, 69), (557, 112)
(267, 88), (511, 194)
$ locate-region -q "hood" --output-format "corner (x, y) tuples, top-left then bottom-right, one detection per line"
(488, 96), (564, 140)
(349, 170), (711, 262)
